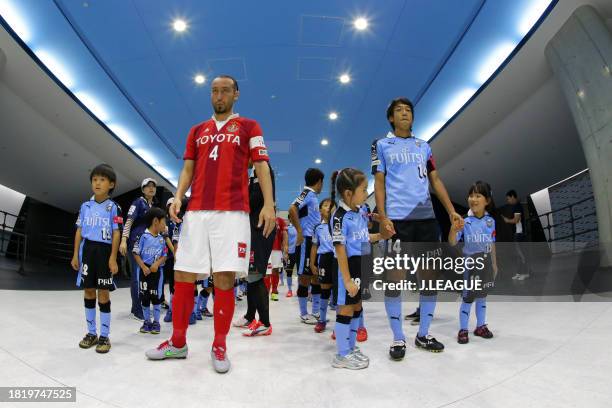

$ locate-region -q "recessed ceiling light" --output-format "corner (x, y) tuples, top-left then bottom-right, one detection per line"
(328, 112), (338, 120)
(315, 158), (322, 164)
(321, 139), (329, 146)
(173, 19), (188, 32)
(194, 74), (206, 85)
(577, 89), (585, 98)
(339, 74), (351, 84)
(35, 50), (75, 89)
(354, 17), (368, 31)
(74, 92), (109, 122)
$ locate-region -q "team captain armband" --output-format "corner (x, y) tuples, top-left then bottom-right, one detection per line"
(113, 216), (124, 224)
(249, 136), (269, 161)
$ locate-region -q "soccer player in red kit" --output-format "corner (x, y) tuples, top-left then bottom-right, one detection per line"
(145, 75), (276, 374)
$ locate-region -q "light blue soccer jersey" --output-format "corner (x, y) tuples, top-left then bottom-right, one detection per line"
(287, 223), (297, 254)
(331, 201), (371, 258)
(312, 222), (334, 254)
(133, 229), (167, 265)
(76, 198), (122, 244)
(292, 187), (320, 237)
(371, 135), (436, 221)
(456, 210), (496, 256)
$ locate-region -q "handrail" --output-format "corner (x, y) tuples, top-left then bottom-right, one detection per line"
(527, 195), (598, 252)
(0, 209), (27, 273)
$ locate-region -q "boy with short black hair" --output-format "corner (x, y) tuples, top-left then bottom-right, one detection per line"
(133, 207), (168, 334)
(71, 164), (122, 353)
(288, 167), (324, 324)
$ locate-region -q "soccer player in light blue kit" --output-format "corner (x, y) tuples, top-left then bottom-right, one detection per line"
(449, 181), (497, 344)
(288, 168), (324, 324)
(133, 207), (168, 335)
(71, 164), (122, 354)
(372, 97), (463, 359)
(329, 168), (383, 369)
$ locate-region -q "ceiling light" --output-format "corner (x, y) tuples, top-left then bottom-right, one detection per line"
(577, 89), (585, 98)
(477, 43), (515, 84)
(35, 50), (75, 88)
(321, 139), (329, 146)
(420, 121), (446, 141)
(328, 112), (338, 121)
(74, 92), (109, 122)
(156, 166), (175, 181)
(443, 88), (477, 119)
(107, 124), (135, 146)
(315, 158), (322, 164)
(0, 1), (31, 42)
(518, 0), (551, 36)
(339, 74), (351, 84)
(354, 17), (368, 31)
(172, 19), (188, 33)
(194, 74), (206, 85)
(134, 148), (156, 165)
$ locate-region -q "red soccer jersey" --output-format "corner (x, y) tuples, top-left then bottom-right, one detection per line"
(183, 114), (269, 212)
(272, 217), (286, 250)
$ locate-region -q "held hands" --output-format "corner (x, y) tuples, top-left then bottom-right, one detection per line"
(258, 204), (276, 238)
(379, 217), (395, 240)
(169, 198), (183, 223)
(70, 256), (79, 271)
(450, 212), (464, 231)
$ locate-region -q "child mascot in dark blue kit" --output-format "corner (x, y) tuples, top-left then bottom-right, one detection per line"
(71, 164), (122, 353)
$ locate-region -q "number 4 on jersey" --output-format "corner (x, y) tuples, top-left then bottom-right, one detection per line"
(209, 145), (219, 161)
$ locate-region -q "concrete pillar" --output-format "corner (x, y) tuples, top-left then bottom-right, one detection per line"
(545, 5), (612, 266)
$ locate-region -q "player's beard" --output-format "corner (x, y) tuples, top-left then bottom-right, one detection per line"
(214, 101), (233, 114)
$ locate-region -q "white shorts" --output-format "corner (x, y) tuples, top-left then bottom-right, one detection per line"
(174, 210), (250, 277)
(268, 250), (283, 269)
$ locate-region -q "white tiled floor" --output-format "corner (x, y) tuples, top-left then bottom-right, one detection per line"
(1, 287), (611, 408)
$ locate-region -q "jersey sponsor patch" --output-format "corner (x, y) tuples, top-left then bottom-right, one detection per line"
(128, 205), (136, 216)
